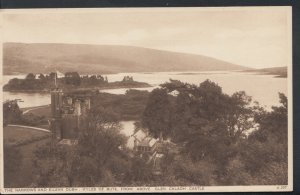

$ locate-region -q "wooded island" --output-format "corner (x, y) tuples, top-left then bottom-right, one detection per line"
(3, 72), (151, 92)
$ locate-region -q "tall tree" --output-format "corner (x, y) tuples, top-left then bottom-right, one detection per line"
(65, 72), (81, 86)
(3, 100), (23, 126)
(142, 88), (173, 139)
(159, 80), (254, 163)
(25, 73), (35, 80)
(38, 73), (45, 80)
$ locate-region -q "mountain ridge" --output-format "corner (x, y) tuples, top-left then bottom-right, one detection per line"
(3, 42), (249, 75)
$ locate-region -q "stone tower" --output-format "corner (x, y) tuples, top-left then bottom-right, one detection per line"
(50, 88), (63, 139)
(50, 87), (92, 141)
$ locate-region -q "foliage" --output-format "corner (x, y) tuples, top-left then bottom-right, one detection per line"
(3, 100), (48, 127)
(25, 73), (35, 80)
(20, 113), (48, 126)
(141, 80), (288, 185)
(4, 144), (23, 187)
(49, 72), (57, 80)
(8, 80), (288, 187)
(32, 114), (130, 187)
(4, 72), (150, 92)
(81, 74), (108, 86)
(38, 73), (46, 80)
(142, 88), (173, 139)
(3, 100), (23, 126)
(92, 89), (149, 121)
(65, 72), (81, 86)
(143, 80), (254, 163)
(122, 76), (134, 82)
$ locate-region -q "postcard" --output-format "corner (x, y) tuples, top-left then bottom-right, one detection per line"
(0, 7), (293, 193)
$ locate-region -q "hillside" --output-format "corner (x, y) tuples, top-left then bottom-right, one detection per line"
(244, 66), (287, 78)
(3, 42), (248, 75)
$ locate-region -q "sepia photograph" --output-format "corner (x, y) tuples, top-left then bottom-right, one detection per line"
(1, 7), (293, 193)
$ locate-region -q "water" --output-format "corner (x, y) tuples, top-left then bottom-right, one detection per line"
(100, 86), (157, 94)
(3, 71), (287, 109)
(3, 71), (288, 145)
(119, 121), (136, 149)
(104, 71), (288, 110)
(3, 91), (51, 108)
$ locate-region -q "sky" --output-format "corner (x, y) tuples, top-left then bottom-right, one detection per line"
(2, 7), (292, 68)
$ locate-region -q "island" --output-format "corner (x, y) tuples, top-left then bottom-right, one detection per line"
(3, 72), (152, 92)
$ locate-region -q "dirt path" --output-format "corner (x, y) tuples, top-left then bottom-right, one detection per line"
(7, 124), (51, 133)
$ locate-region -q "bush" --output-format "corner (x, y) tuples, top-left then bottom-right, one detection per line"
(20, 113), (48, 126)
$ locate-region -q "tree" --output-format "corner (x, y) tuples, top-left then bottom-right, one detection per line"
(6, 78), (21, 89)
(122, 76), (133, 82)
(49, 72), (57, 80)
(38, 73), (45, 80)
(25, 73), (35, 80)
(3, 100), (23, 126)
(225, 91), (254, 143)
(142, 88), (173, 139)
(231, 93), (288, 185)
(32, 141), (78, 187)
(157, 80), (255, 165)
(125, 155), (153, 185)
(65, 72), (81, 86)
(32, 113), (130, 187)
(160, 80), (230, 158)
(250, 93), (288, 145)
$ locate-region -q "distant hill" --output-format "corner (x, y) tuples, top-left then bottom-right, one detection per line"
(3, 42), (248, 75)
(244, 66), (287, 78)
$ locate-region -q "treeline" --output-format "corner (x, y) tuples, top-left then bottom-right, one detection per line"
(3, 100), (48, 127)
(5, 80), (288, 187)
(91, 90), (149, 121)
(141, 79), (288, 185)
(3, 72), (150, 91)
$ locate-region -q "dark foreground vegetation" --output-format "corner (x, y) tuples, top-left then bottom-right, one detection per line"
(3, 72), (151, 92)
(4, 79), (288, 187)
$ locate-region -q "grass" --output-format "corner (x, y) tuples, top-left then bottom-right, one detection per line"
(3, 125), (51, 187)
(5, 138), (51, 187)
(23, 105), (51, 118)
(4, 125), (50, 145)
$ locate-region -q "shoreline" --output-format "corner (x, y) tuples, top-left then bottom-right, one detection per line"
(241, 68), (287, 78)
(3, 83), (153, 93)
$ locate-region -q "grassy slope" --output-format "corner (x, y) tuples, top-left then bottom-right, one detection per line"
(7, 138), (51, 187)
(4, 126), (51, 187)
(3, 42), (248, 75)
(22, 105), (51, 118)
(4, 126), (49, 145)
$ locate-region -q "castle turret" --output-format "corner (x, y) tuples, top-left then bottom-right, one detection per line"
(51, 88), (63, 118)
(50, 88), (63, 140)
